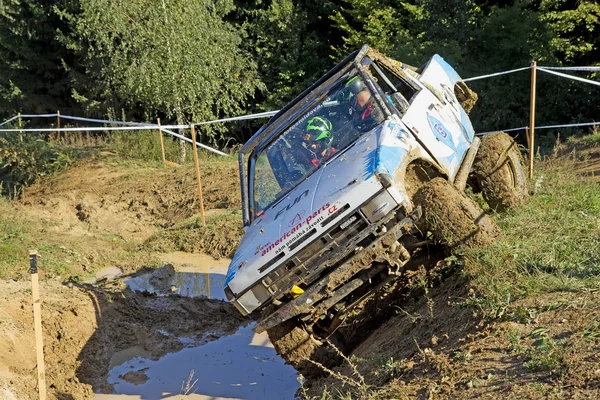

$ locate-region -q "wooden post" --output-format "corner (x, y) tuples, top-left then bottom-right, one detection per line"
(157, 118), (167, 167)
(57, 110), (61, 144)
(18, 112), (22, 142)
(29, 250), (47, 400)
(190, 125), (206, 226)
(525, 127), (530, 150)
(529, 61), (537, 180)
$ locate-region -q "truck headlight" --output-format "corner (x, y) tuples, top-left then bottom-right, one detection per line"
(361, 190), (398, 223)
(234, 283), (271, 316)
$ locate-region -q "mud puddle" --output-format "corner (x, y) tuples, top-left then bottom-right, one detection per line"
(126, 253), (231, 300)
(97, 324), (299, 399)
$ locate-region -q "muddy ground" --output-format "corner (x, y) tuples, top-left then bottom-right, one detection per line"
(1, 141), (600, 399)
(1, 157), (248, 399)
(0, 278), (248, 398)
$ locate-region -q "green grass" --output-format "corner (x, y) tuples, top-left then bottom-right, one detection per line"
(464, 159), (600, 318)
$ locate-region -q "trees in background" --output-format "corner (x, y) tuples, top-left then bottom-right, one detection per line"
(0, 0), (599, 142)
(0, 0), (77, 116)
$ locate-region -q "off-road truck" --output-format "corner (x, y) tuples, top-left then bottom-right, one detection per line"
(224, 45), (527, 376)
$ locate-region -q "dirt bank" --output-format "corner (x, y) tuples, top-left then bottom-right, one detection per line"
(0, 278), (248, 399)
(22, 158), (241, 242)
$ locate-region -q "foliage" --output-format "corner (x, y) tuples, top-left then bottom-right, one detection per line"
(236, 0), (341, 109)
(464, 149), (600, 319)
(0, 0), (79, 117)
(0, 133), (74, 197)
(1, 0), (600, 145)
(59, 0), (263, 137)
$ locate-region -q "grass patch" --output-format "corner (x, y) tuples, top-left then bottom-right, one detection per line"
(464, 159), (600, 319)
(142, 210), (244, 259)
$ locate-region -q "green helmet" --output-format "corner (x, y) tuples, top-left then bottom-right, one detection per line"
(305, 116), (333, 143)
(344, 76), (366, 104)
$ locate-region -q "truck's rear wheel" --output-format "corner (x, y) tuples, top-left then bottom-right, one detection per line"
(472, 131), (528, 212)
(267, 319), (340, 379)
(415, 178), (500, 252)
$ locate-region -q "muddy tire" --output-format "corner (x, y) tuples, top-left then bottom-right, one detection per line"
(472, 131), (528, 212)
(267, 319), (340, 378)
(415, 178), (500, 252)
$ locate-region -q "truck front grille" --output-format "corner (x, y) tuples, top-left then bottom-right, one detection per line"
(259, 207), (371, 300)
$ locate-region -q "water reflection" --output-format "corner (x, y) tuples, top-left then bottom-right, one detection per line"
(99, 324), (299, 400)
(126, 266), (228, 301)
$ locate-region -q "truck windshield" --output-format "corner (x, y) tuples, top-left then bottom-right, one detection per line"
(251, 74), (385, 216)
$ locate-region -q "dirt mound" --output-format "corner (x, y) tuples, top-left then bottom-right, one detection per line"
(0, 278), (248, 399)
(142, 210), (244, 258)
(21, 158), (241, 242)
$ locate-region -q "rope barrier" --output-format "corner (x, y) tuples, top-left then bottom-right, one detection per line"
(462, 66), (532, 82)
(475, 126), (528, 136)
(476, 121), (600, 136)
(0, 110), (279, 156)
(537, 67), (600, 88)
(537, 66), (600, 72)
(2, 63), (600, 148)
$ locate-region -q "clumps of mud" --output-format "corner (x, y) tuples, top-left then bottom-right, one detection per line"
(119, 370), (149, 385)
(148, 264), (176, 293)
(414, 178), (500, 252)
(21, 160), (242, 242)
(0, 276), (249, 399)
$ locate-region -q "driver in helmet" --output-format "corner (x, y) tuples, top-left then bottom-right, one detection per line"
(303, 116), (335, 167)
(343, 76), (384, 131)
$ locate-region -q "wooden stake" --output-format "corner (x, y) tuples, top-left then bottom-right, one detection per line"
(157, 118), (167, 167)
(29, 250), (47, 400)
(529, 61), (537, 180)
(18, 112), (22, 142)
(190, 125), (206, 226)
(57, 110), (61, 144)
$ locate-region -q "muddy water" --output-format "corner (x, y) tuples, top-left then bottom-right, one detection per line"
(97, 324), (299, 399)
(101, 253), (300, 399)
(126, 252), (232, 300)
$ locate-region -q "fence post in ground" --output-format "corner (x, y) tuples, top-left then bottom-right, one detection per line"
(29, 250), (47, 400)
(157, 118), (166, 167)
(57, 110), (61, 144)
(190, 125), (206, 226)
(529, 61), (537, 180)
(18, 112), (22, 142)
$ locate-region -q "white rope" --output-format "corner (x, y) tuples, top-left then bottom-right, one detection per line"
(0, 110), (279, 130)
(537, 121), (600, 130)
(158, 127), (229, 156)
(462, 66), (532, 82)
(476, 121), (600, 136)
(538, 66), (600, 72)
(475, 126), (528, 136)
(0, 115), (20, 127)
(0, 126), (156, 132)
(537, 67), (600, 87)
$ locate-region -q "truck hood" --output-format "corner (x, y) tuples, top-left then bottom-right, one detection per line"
(225, 122), (400, 295)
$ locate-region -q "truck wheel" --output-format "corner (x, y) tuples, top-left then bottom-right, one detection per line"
(267, 319), (340, 379)
(472, 131), (528, 212)
(415, 178), (500, 252)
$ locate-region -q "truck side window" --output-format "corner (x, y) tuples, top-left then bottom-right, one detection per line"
(367, 62), (420, 115)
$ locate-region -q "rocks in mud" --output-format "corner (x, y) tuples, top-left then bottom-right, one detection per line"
(149, 264), (176, 293)
(75, 202), (92, 222)
(118, 370), (149, 385)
